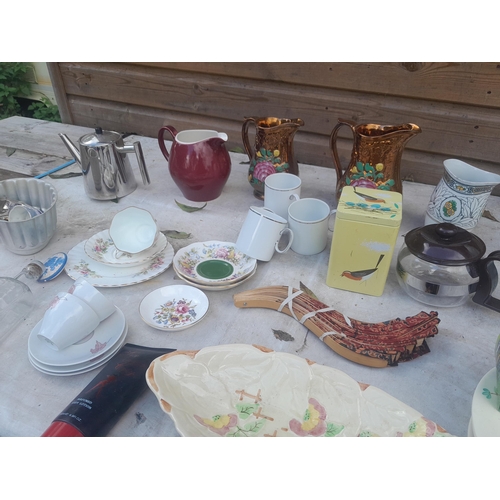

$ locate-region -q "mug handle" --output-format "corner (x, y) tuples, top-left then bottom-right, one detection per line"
(275, 228), (294, 254)
(472, 250), (500, 312)
(157, 126), (178, 162)
(289, 193), (300, 202)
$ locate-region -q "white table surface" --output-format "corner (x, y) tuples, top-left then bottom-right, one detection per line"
(1, 117), (499, 437)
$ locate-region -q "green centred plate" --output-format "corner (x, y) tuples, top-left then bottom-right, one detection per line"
(196, 259), (234, 280)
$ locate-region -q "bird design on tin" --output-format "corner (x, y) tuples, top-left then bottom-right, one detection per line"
(341, 254), (385, 281)
(353, 187), (387, 204)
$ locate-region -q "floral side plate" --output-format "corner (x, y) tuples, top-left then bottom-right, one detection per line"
(65, 240), (174, 287)
(139, 285), (209, 331)
(173, 241), (256, 285)
(84, 230), (167, 268)
(146, 344), (453, 437)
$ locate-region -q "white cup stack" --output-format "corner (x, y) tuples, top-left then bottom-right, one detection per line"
(28, 278), (128, 376)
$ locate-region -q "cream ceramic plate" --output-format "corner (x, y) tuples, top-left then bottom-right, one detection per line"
(147, 344), (453, 437)
(173, 264), (257, 291)
(29, 306), (126, 367)
(139, 285), (209, 331)
(65, 240), (174, 287)
(28, 324), (128, 376)
(84, 230), (167, 268)
(173, 241), (256, 285)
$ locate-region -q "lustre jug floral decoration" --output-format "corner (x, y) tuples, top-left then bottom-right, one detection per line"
(242, 116), (304, 199)
(330, 119), (421, 201)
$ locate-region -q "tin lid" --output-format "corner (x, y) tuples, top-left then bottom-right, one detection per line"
(337, 186), (402, 226)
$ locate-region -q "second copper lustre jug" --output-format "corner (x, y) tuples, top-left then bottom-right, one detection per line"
(330, 119), (421, 200)
(242, 116), (304, 199)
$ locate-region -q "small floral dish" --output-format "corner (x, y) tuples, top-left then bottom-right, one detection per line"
(139, 285), (209, 332)
(84, 230), (167, 268)
(173, 241), (256, 285)
(38, 252), (67, 282)
(146, 344), (453, 437)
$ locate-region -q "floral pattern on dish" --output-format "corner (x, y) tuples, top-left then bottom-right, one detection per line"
(153, 298), (198, 327)
(174, 241), (256, 284)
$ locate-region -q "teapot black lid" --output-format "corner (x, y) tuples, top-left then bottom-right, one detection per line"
(404, 222), (486, 265)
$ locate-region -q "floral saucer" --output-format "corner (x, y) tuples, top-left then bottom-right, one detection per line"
(139, 285), (209, 331)
(84, 229), (167, 268)
(146, 344), (453, 437)
(173, 241), (256, 285)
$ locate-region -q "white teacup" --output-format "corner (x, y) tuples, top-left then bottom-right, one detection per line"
(264, 173), (301, 220)
(236, 206), (294, 261)
(68, 278), (115, 321)
(37, 292), (100, 351)
(109, 206), (158, 255)
(288, 198), (332, 255)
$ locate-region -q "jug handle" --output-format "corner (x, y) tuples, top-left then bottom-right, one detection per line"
(472, 250), (500, 313)
(241, 117), (256, 160)
(329, 119), (356, 181)
(158, 126), (178, 162)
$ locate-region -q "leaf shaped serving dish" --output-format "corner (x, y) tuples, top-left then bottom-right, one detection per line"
(146, 344), (452, 437)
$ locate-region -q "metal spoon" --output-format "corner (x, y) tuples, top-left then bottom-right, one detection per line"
(14, 261), (45, 281)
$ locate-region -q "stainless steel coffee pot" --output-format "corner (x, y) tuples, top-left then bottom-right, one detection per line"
(59, 128), (150, 201)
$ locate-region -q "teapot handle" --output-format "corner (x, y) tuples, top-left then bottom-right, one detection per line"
(241, 117), (256, 160)
(472, 250), (500, 313)
(158, 126), (178, 162)
(329, 119), (356, 181)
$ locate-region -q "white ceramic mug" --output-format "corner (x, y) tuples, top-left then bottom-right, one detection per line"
(236, 206), (294, 261)
(288, 198), (332, 255)
(109, 206), (158, 255)
(68, 278), (115, 321)
(37, 292), (100, 351)
(264, 173), (301, 220)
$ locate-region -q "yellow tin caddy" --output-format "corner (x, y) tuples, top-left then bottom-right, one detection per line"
(326, 186), (402, 296)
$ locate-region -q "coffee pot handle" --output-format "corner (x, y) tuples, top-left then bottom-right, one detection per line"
(472, 250), (500, 312)
(241, 117), (256, 160)
(158, 126), (178, 162)
(329, 119), (356, 181)
(133, 141), (150, 185)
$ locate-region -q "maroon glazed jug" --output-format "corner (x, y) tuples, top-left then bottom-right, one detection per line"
(158, 126), (231, 202)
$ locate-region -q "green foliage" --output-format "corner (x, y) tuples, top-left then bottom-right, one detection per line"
(0, 62), (61, 122)
(28, 97), (61, 122)
(0, 62), (31, 119)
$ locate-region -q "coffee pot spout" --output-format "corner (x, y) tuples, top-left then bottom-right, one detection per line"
(58, 133), (82, 166)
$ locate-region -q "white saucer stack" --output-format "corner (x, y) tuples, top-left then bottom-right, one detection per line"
(28, 306), (128, 376)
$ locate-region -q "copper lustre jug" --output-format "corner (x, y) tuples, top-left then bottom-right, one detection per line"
(242, 116), (304, 199)
(330, 119), (421, 200)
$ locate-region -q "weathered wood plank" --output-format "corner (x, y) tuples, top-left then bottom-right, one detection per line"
(56, 63), (500, 162)
(65, 96), (500, 195)
(131, 62), (500, 108)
